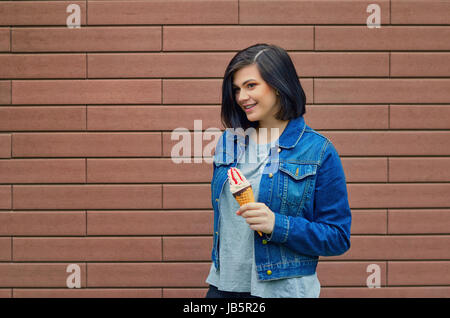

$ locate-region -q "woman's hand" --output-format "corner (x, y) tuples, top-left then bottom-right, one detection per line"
(236, 202), (275, 235)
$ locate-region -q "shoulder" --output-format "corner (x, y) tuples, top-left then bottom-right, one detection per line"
(302, 124), (341, 165)
(303, 124), (331, 145)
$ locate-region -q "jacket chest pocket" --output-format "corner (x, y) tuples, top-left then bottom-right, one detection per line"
(277, 162), (318, 216)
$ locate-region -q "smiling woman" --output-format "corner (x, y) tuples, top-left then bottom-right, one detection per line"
(206, 43), (352, 299)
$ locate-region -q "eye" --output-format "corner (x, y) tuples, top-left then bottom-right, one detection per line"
(232, 83), (255, 94)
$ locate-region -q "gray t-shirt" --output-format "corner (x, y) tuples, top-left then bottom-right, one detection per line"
(206, 135), (321, 298)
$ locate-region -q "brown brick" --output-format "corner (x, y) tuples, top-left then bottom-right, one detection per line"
(13, 237), (162, 261)
(0, 28), (10, 51)
(341, 158), (387, 182)
(391, 0), (450, 24)
(87, 263), (210, 287)
(351, 209), (387, 235)
(0, 238), (11, 261)
(0, 186), (11, 210)
(348, 183), (450, 208)
(88, 158), (212, 183)
(12, 80), (161, 105)
(388, 209), (450, 234)
(163, 184), (211, 209)
(13, 185), (162, 210)
(88, 0), (238, 25)
(12, 132), (162, 157)
(316, 26), (450, 51)
(0, 1), (87, 26)
(390, 105), (450, 129)
(391, 53), (450, 77)
(87, 105), (223, 131)
(389, 157), (450, 182)
(0, 54), (86, 78)
(240, 0), (390, 24)
(0, 134), (11, 158)
(0, 211), (85, 236)
(12, 27), (161, 52)
(315, 79), (450, 104)
(164, 26), (313, 51)
(87, 210), (213, 236)
(0, 80), (11, 104)
(14, 288), (162, 298)
(0, 106), (86, 131)
(88, 53), (235, 78)
(0, 263), (86, 287)
(0, 159), (85, 183)
(163, 79), (223, 105)
(163, 237), (211, 261)
(305, 105), (389, 129)
(388, 261), (450, 286)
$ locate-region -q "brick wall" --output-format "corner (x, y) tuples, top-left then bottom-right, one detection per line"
(0, 0), (449, 298)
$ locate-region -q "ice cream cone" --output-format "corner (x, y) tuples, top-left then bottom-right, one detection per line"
(228, 168), (263, 237)
(233, 185), (255, 206)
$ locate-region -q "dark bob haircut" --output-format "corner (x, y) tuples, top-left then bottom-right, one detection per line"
(221, 43), (306, 130)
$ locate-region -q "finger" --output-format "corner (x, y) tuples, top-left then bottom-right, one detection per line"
(240, 210), (264, 218)
(237, 202), (264, 214)
(249, 224), (265, 233)
(245, 217), (265, 225)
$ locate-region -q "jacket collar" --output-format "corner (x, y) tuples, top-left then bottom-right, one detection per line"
(277, 115), (306, 149)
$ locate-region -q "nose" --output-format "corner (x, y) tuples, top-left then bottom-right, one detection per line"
(237, 89), (250, 105)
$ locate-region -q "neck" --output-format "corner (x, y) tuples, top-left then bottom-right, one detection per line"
(254, 119), (289, 144)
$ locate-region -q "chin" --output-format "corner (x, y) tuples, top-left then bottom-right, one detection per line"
(245, 113), (260, 122)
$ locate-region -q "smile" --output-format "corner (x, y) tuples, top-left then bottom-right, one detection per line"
(244, 103), (257, 112)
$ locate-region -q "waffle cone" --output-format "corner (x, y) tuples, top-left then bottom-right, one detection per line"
(233, 186), (262, 236)
(233, 186), (254, 206)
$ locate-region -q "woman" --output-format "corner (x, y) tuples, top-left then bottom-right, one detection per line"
(205, 43), (351, 298)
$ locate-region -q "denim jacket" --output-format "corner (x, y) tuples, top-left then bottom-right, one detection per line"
(210, 115), (351, 281)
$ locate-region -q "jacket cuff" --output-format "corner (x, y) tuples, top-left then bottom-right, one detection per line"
(267, 212), (289, 243)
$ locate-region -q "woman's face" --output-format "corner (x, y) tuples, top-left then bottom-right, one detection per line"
(232, 64), (280, 126)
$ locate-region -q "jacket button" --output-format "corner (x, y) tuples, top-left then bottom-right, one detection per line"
(268, 173), (273, 178)
(215, 198), (219, 202)
(267, 270), (272, 275)
(277, 148), (281, 153)
(262, 239), (268, 245)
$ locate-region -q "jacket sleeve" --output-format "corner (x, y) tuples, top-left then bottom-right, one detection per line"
(267, 140), (352, 257)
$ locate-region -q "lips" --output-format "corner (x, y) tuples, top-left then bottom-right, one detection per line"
(243, 103), (257, 112)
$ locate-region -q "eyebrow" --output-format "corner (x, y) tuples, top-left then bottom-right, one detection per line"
(232, 79), (256, 88)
